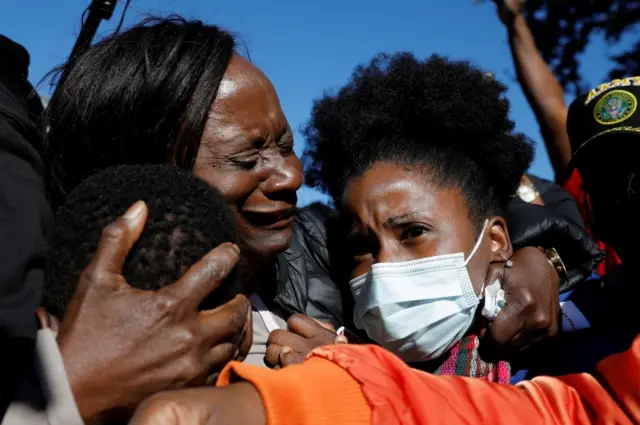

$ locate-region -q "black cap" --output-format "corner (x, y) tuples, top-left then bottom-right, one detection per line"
(567, 77), (640, 170)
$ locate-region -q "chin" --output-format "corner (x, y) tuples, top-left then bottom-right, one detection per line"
(242, 227), (294, 264)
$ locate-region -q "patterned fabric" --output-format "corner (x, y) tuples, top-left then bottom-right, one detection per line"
(433, 334), (511, 383)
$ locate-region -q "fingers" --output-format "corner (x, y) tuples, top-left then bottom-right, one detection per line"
(90, 201), (148, 278)
(264, 345), (304, 369)
(487, 280), (554, 348)
(166, 243), (240, 308)
(287, 314), (334, 339)
(487, 304), (525, 347)
(206, 342), (240, 374)
(264, 344), (283, 368)
(279, 346), (305, 367)
(267, 329), (307, 351)
(236, 305), (253, 362)
(334, 334), (348, 344)
(199, 295), (251, 349)
(311, 318), (336, 332)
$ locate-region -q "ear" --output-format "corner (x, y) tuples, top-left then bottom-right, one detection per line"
(487, 216), (512, 262)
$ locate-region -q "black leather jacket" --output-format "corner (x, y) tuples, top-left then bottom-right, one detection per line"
(270, 181), (604, 328)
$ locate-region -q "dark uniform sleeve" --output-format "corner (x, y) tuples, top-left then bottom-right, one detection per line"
(528, 174), (585, 230)
(0, 80), (52, 415)
(505, 182), (603, 292)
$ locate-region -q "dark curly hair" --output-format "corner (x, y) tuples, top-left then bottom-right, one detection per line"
(303, 53), (534, 225)
(44, 15), (235, 210)
(42, 165), (240, 319)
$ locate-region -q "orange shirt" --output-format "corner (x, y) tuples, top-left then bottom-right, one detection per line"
(218, 336), (640, 425)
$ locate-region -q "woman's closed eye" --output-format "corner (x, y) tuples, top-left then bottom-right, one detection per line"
(230, 153), (259, 169)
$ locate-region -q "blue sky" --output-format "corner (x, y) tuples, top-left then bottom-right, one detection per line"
(2, 0), (633, 205)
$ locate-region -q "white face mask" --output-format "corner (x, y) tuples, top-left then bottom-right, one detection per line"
(349, 219), (488, 363)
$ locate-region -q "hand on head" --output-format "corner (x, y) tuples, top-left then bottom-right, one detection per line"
(56, 201), (252, 422)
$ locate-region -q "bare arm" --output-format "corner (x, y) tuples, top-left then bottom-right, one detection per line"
(496, 1), (572, 183)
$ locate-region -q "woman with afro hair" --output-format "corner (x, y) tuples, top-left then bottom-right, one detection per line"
(297, 53), (592, 381)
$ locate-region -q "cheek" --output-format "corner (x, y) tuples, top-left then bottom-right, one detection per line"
(350, 257), (373, 280)
(194, 168), (258, 205)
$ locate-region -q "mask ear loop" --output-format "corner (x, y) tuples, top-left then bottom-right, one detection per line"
(464, 219), (489, 266)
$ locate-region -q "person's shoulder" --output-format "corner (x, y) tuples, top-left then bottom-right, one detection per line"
(295, 202), (337, 224)
(293, 203), (337, 245)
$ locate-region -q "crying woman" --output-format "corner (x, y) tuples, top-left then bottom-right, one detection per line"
(303, 53), (536, 382)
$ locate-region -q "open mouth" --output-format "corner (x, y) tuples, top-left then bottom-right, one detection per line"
(243, 207), (296, 229)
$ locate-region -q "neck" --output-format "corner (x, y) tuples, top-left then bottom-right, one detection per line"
(238, 253), (277, 296)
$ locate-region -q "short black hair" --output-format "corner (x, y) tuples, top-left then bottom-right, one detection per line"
(43, 164), (240, 319)
(303, 53), (534, 225)
(44, 15), (235, 209)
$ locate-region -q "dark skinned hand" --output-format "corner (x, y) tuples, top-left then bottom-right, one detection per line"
(265, 314), (348, 368)
(129, 383), (265, 425)
(480, 246), (560, 359)
(56, 201), (253, 422)
(492, 0), (524, 25)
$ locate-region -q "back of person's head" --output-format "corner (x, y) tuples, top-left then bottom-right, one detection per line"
(44, 15), (236, 209)
(43, 164), (239, 319)
(303, 53), (534, 230)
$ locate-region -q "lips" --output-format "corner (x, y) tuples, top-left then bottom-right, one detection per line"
(243, 207), (296, 229)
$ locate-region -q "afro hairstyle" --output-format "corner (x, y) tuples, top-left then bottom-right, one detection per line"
(43, 164), (240, 319)
(303, 53), (534, 226)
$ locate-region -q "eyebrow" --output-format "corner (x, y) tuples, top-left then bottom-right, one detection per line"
(384, 210), (424, 227)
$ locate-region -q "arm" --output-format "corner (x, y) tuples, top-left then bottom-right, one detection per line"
(527, 174), (586, 230)
(496, 0), (572, 183)
(130, 338), (640, 425)
(505, 197), (603, 292)
(0, 80), (52, 415)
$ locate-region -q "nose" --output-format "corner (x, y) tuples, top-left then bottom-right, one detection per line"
(261, 153), (303, 202)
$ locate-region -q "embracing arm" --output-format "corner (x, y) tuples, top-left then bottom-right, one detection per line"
(130, 337), (640, 425)
(505, 197), (603, 292)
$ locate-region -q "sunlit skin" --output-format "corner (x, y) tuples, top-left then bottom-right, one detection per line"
(341, 162), (512, 295)
(193, 54), (303, 284)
